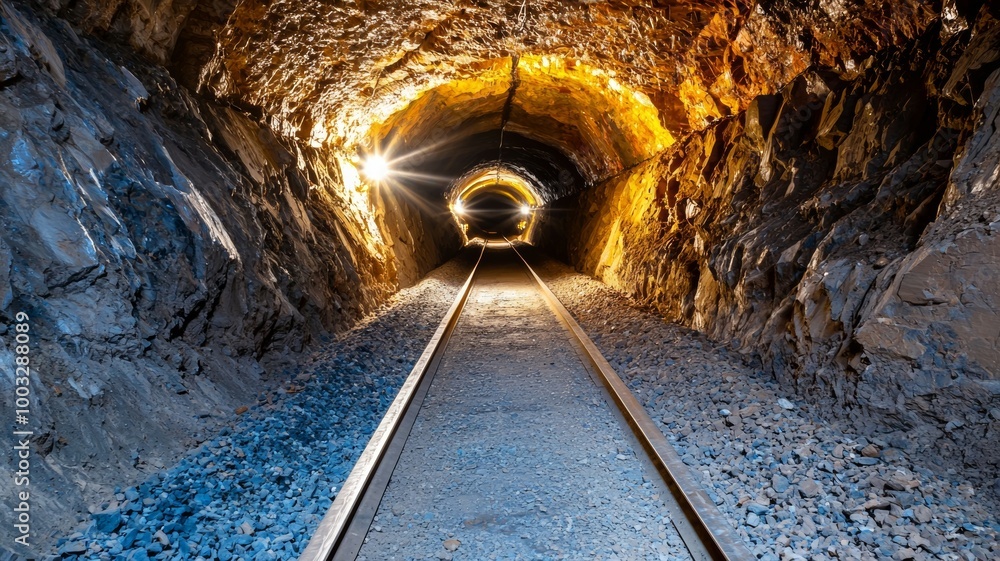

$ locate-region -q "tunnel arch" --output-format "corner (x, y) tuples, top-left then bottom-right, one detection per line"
(337, 55), (675, 252)
(448, 165), (542, 242)
(350, 55), (674, 187)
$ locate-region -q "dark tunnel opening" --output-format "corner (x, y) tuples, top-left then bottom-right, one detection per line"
(459, 191), (529, 238)
(381, 129), (586, 251)
(401, 130), (583, 198)
(386, 131), (585, 197)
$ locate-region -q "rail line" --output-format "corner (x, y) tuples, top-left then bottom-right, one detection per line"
(300, 241), (754, 561)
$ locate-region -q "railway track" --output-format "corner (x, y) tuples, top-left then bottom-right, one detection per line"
(300, 242), (754, 561)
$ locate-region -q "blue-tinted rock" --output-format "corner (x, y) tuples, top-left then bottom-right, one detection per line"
(121, 527), (140, 548)
(771, 474), (790, 493)
(92, 510), (122, 534)
(58, 541), (87, 555)
(253, 550), (277, 561)
(747, 503), (770, 515)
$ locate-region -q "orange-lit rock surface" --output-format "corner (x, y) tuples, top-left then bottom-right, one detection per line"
(568, 6), (1000, 490)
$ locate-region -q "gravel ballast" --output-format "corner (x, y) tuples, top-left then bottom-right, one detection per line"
(533, 256), (1000, 561)
(357, 250), (689, 561)
(52, 256), (473, 560)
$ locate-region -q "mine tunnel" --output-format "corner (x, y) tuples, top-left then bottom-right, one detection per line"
(2, 0), (1000, 559)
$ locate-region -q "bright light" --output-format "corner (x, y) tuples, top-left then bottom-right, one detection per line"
(454, 200), (465, 215)
(520, 204), (531, 216)
(362, 155), (390, 181)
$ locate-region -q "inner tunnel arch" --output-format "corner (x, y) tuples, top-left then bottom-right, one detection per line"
(342, 55), (675, 252)
(449, 165), (542, 242)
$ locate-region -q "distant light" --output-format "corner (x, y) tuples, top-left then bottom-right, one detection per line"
(454, 200), (465, 215)
(362, 155), (390, 181)
(520, 204), (531, 216)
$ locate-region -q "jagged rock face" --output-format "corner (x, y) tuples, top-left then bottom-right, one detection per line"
(0, 3), (456, 553)
(46, 0), (948, 182)
(569, 7), (1000, 485)
(3, 0), (1000, 556)
(51, 0), (943, 132)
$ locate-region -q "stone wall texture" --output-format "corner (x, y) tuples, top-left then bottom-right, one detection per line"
(568, 4), (1000, 494)
(0, 2), (456, 551)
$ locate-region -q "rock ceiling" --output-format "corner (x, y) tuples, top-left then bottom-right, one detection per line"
(61, 0), (942, 184)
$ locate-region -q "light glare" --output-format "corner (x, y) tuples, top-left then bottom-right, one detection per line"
(362, 155), (390, 181)
(454, 200), (465, 215)
(520, 204), (531, 216)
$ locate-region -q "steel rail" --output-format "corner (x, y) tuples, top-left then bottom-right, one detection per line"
(506, 240), (756, 561)
(299, 243), (487, 561)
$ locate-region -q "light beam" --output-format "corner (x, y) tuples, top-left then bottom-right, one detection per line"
(362, 155), (390, 181)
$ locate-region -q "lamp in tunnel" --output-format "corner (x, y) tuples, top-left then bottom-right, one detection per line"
(520, 204), (531, 216)
(453, 200), (465, 215)
(362, 154), (391, 181)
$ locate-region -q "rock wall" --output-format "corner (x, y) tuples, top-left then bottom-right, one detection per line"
(569, 7), (1000, 491)
(0, 4), (456, 556)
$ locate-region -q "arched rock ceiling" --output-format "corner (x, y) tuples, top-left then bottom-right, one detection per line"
(363, 55), (673, 183)
(62, 0), (942, 183)
(452, 167), (541, 208)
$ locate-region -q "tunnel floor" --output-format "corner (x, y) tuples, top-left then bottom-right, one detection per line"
(51, 250), (999, 561)
(356, 248), (687, 560)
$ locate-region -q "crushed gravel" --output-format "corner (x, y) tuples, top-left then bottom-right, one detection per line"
(534, 256), (1000, 561)
(52, 256), (473, 561)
